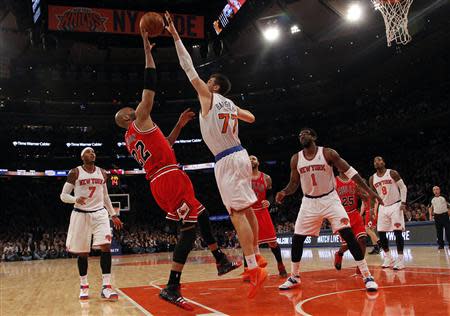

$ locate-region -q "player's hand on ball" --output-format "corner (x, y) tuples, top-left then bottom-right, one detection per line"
(141, 31), (156, 51)
(178, 108), (196, 127)
(164, 11), (177, 35)
(76, 196), (87, 205)
(111, 216), (123, 230)
(275, 191), (286, 204)
(261, 200), (270, 208)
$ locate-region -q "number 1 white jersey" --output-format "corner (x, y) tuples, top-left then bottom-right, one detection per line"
(297, 147), (335, 197)
(199, 93), (242, 156)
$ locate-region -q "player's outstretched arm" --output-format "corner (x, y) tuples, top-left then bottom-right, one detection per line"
(276, 154), (300, 204)
(60, 168), (86, 205)
(135, 31), (156, 131)
(164, 11), (212, 115)
(324, 148), (384, 205)
(236, 106), (255, 123)
(166, 108), (196, 146)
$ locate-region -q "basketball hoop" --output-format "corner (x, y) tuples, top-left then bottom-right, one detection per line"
(372, 0), (413, 47)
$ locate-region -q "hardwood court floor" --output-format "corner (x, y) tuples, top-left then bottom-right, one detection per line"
(1, 247), (449, 315)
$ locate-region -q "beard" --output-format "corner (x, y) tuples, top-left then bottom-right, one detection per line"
(301, 139), (313, 148)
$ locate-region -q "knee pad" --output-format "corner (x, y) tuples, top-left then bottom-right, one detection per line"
(173, 224), (196, 264)
(197, 210), (216, 246)
(291, 234), (307, 262)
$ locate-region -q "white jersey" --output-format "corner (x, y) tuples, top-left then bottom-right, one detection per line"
(74, 166), (106, 211)
(297, 147), (335, 197)
(199, 93), (241, 156)
(431, 196), (448, 215)
(372, 169), (400, 206)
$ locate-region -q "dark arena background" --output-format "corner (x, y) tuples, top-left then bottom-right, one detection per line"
(0, 0), (449, 315)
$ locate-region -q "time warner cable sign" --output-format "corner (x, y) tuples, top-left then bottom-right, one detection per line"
(277, 222), (436, 248)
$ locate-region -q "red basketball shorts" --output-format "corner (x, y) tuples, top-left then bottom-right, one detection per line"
(341, 210), (367, 244)
(150, 168), (204, 223)
(254, 208), (277, 244)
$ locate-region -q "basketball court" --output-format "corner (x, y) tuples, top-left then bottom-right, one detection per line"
(2, 247), (449, 315)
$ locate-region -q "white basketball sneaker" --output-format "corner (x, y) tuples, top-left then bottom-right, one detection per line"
(279, 275), (301, 290)
(364, 276), (378, 292)
(381, 256), (395, 269)
(393, 257), (405, 270)
(101, 285), (119, 301)
(79, 285), (89, 300)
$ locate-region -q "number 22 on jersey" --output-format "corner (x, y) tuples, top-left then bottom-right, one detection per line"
(131, 140), (152, 166)
(218, 113), (238, 134)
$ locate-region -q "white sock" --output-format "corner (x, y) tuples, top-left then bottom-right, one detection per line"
(254, 246), (260, 255)
(398, 254), (404, 261)
(102, 274), (111, 286)
(385, 250), (392, 258)
(245, 254), (258, 269)
(291, 262), (300, 277)
(80, 275), (88, 286)
(356, 259), (371, 279)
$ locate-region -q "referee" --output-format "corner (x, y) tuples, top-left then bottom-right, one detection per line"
(429, 186), (450, 249)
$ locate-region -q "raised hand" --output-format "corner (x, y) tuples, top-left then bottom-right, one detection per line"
(141, 31), (156, 51)
(178, 108), (196, 127)
(164, 11), (178, 36)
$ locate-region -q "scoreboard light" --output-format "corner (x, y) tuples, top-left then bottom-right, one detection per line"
(213, 0), (247, 35)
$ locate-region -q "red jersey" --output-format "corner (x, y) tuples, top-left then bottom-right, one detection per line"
(335, 176), (359, 213)
(362, 197), (372, 223)
(125, 122), (178, 180)
(251, 172), (267, 211)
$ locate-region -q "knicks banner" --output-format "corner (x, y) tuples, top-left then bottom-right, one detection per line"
(48, 5), (204, 39)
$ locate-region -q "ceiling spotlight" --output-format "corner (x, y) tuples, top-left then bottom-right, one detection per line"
(263, 26), (280, 42)
(346, 3), (363, 22)
(290, 25), (300, 34)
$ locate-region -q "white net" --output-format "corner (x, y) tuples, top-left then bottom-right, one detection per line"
(372, 0), (413, 47)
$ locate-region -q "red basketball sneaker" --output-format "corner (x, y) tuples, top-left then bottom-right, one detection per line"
(248, 267), (268, 299)
(256, 254), (268, 268)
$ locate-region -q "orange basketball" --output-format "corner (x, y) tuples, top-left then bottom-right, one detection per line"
(139, 12), (164, 37)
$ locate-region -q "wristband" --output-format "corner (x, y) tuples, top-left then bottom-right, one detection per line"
(344, 167), (358, 179)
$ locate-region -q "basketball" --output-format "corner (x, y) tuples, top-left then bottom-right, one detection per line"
(139, 12), (164, 37)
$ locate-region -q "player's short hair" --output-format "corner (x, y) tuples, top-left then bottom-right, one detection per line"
(210, 73), (231, 95)
(299, 127), (317, 138)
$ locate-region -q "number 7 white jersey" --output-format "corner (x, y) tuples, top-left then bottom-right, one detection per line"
(74, 166), (106, 211)
(199, 93), (242, 156)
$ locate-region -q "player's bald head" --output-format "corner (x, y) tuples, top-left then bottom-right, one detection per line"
(433, 186), (440, 195)
(115, 107), (136, 129)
